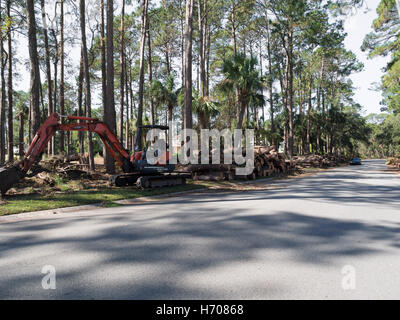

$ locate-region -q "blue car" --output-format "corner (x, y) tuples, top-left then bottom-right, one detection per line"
(350, 158), (362, 165)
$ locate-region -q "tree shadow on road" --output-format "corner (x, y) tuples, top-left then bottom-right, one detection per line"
(1, 202), (400, 299)
(1, 160), (399, 298)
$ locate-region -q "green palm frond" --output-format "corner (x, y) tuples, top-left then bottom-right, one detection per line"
(193, 94), (220, 117)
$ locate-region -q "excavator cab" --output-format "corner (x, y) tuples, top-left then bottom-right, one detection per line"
(132, 125), (173, 171)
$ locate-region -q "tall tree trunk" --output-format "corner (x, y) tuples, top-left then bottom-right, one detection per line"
(105, 0), (117, 173)
(80, 0), (95, 170)
(6, 0), (13, 162)
(59, 0), (65, 153)
(41, 0), (54, 157)
(128, 58), (134, 119)
(137, 0), (149, 149)
(129, 63), (134, 149)
(279, 56), (289, 154)
(317, 58), (324, 154)
(179, 0), (185, 128)
(19, 112), (24, 159)
(184, 0), (194, 130)
(322, 89), (326, 154)
(165, 45), (171, 76)
(28, 101), (32, 143)
(0, 0), (5, 164)
(246, 103), (250, 128)
(206, 25), (211, 96)
(147, 24), (155, 125)
(198, 0), (207, 97)
(259, 36), (264, 125)
(197, 0), (209, 130)
(168, 102), (174, 125)
(50, 18), (58, 155)
(52, 57), (58, 155)
(264, 10), (275, 146)
(307, 75), (313, 153)
(26, 0), (41, 137)
(39, 73), (45, 123)
(230, 0), (237, 55)
(179, 0), (185, 88)
(100, 0), (107, 164)
(78, 48), (84, 154)
(231, 1), (241, 129)
(119, 0), (125, 142)
(316, 86), (321, 153)
(125, 62), (130, 149)
(298, 74), (303, 155)
(287, 28), (294, 157)
(236, 96), (247, 130)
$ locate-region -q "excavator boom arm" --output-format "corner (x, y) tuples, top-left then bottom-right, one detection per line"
(20, 113), (131, 175)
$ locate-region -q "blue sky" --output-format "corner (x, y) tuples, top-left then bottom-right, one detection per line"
(343, 0), (389, 115)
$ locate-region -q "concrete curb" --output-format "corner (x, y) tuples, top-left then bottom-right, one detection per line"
(113, 188), (207, 205)
(0, 203), (104, 224)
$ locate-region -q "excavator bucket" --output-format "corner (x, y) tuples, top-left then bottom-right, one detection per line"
(0, 166), (24, 196)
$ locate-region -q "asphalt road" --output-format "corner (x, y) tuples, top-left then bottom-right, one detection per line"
(1, 159), (400, 300)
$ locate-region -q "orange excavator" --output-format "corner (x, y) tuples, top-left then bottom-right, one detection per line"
(0, 113), (188, 196)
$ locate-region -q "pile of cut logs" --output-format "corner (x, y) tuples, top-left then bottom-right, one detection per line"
(177, 146), (350, 182)
(387, 155), (400, 168)
(176, 146), (293, 181)
(253, 146), (292, 177)
(293, 154), (347, 169)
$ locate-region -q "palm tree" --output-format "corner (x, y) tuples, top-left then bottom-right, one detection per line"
(192, 92), (219, 130)
(219, 54), (263, 130)
(151, 75), (179, 125)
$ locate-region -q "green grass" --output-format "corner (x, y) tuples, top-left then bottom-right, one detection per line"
(0, 183), (206, 216)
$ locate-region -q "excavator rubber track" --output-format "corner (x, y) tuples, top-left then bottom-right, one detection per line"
(110, 173), (142, 187)
(110, 173), (191, 189)
(136, 173), (190, 189)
